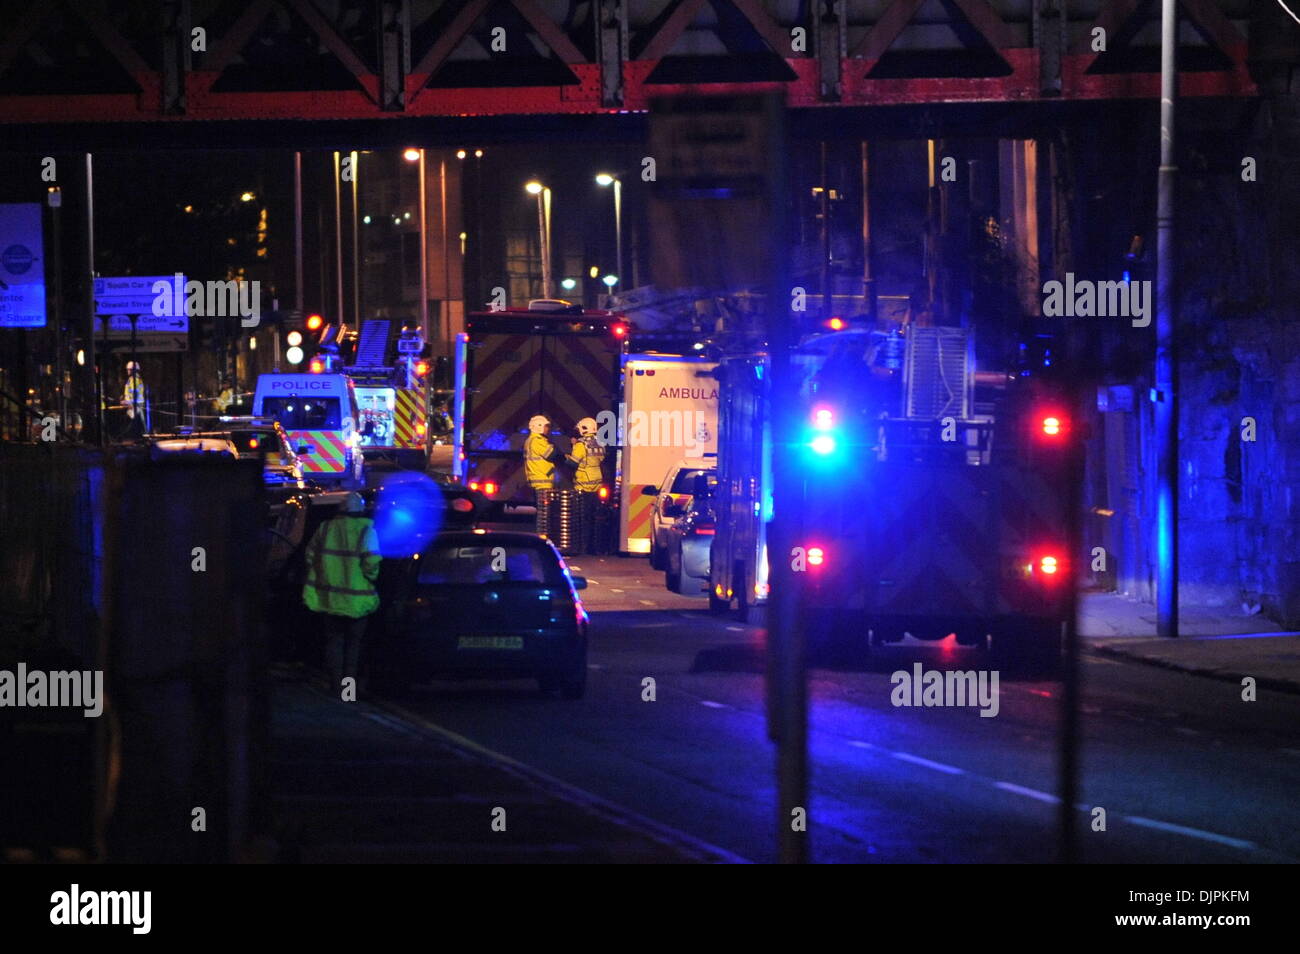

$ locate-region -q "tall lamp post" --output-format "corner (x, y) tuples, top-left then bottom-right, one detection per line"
(405, 148), (429, 345)
(525, 180), (552, 298)
(595, 173), (622, 295)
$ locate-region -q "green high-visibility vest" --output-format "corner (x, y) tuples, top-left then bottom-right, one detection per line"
(302, 515), (382, 619)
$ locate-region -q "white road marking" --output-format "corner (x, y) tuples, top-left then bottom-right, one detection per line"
(610, 588), (625, 593)
(1085, 655), (1121, 665)
(726, 626), (744, 632)
(847, 740), (878, 750)
(630, 622), (672, 629)
(890, 752), (965, 775)
(994, 782), (1061, 804)
(638, 599), (656, 606)
(1173, 726), (1200, 736)
(587, 664), (605, 671)
(1123, 816), (1257, 851)
(699, 700), (728, 709)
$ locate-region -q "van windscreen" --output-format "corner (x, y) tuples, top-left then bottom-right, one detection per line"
(261, 396), (342, 430)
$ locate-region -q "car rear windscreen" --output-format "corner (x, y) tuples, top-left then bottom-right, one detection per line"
(416, 544), (565, 586)
(261, 397), (342, 430)
(671, 469), (717, 494)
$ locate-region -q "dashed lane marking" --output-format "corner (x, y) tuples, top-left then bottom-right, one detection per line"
(1123, 816), (1257, 851)
(993, 782), (1061, 804)
(699, 700), (729, 709)
(889, 752), (965, 775)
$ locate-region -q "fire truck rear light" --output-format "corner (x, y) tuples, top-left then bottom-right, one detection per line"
(807, 546), (825, 567)
(483, 481), (498, 496)
(597, 486), (609, 500)
(1039, 556), (1059, 575)
(812, 406), (834, 430)
(1042, 416), (1061, 436)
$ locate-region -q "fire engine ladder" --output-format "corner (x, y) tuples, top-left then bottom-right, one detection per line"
(903, 326), (973, 420)
(354, 319), (392, 369)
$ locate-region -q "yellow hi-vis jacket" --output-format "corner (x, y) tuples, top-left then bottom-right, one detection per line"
(524, 433), (557, 490)
(567, 436), (605, 492)
(123, 373), (145, 418)
(302, 515), (382, 619)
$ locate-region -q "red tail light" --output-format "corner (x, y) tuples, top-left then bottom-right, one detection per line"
(597, 486), (609, 500)
(468, 480), (479, 491)
(692, 525), (716, 536)
(807, 546), (825, 567)
(308, 358), (324, 373)
(1029, 552), (1065, 582)
(1035, 409), (1069, 441)
(611, 323), (627, 338)
(482, 481), (498, 496)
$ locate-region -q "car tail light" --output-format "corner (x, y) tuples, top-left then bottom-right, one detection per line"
(468, 480), (479, 491)
(1027, 551), (1065, 583)
(482, 481), (498, 496)
(692, 523), (716, 536)
(450, 497), (473, 513)
(807, 546), (825, 567)
(598, 486), (609, 500)
(1034, 409), (1069, 441)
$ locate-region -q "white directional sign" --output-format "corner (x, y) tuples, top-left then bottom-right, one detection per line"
(0, 203), (46, 328)
(106, 314), (189, 334)
(94, 275), (189, 335)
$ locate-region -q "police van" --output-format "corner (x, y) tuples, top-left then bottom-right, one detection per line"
(252, 372), (365, 488)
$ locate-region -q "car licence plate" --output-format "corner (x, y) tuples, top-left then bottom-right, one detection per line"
(457, 636), (524, 650)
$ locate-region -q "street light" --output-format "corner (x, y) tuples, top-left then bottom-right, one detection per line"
(595, 173), (623, 294)
(524, 180), (552, 297)
(406, 148), (430, 348)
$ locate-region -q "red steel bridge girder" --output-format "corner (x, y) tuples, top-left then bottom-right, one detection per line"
(0, 0), (1260, 124)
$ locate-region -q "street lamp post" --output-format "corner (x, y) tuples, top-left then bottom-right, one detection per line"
(525, 181), (552, 298)
(405, 148), (430, 347)
(596, 173), (622, 294)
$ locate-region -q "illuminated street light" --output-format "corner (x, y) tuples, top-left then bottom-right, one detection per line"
(456, 149), (467, 160)
(403, 148), (421, 162)
(524, 181), (552, 296)
(240, 191), (255, 202)
(602, 274), (618, 288)
(560, 278), (577, 291)
(595, 173), (623, 291)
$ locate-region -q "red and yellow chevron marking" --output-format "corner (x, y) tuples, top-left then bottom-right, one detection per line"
(540, 335), (620, 425)
(468, 334), (542, 437)
(393, 388), (424, 448)
(625, 491), (655, 542)
(290, 429), (349, 475)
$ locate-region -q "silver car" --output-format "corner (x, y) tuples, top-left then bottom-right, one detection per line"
(663, 471), (718, 595)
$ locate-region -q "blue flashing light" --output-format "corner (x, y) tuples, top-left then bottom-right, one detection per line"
(1122, 270), (1132, 284)
(810, 434), (837, 456)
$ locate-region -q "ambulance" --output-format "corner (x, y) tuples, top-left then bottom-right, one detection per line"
(252, 372), (365, 488)
(618, 355), (719, 554)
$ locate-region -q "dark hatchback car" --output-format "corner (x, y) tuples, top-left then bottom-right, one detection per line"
(370, 531), (589, 698)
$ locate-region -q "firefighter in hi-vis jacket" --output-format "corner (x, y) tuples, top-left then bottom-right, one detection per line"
(567, 416), (606, 553)
(524, 414), (558, 535)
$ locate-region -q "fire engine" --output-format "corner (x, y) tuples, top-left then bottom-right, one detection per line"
(453, 300), (627, 512)
(709, 321), (1077, 667)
